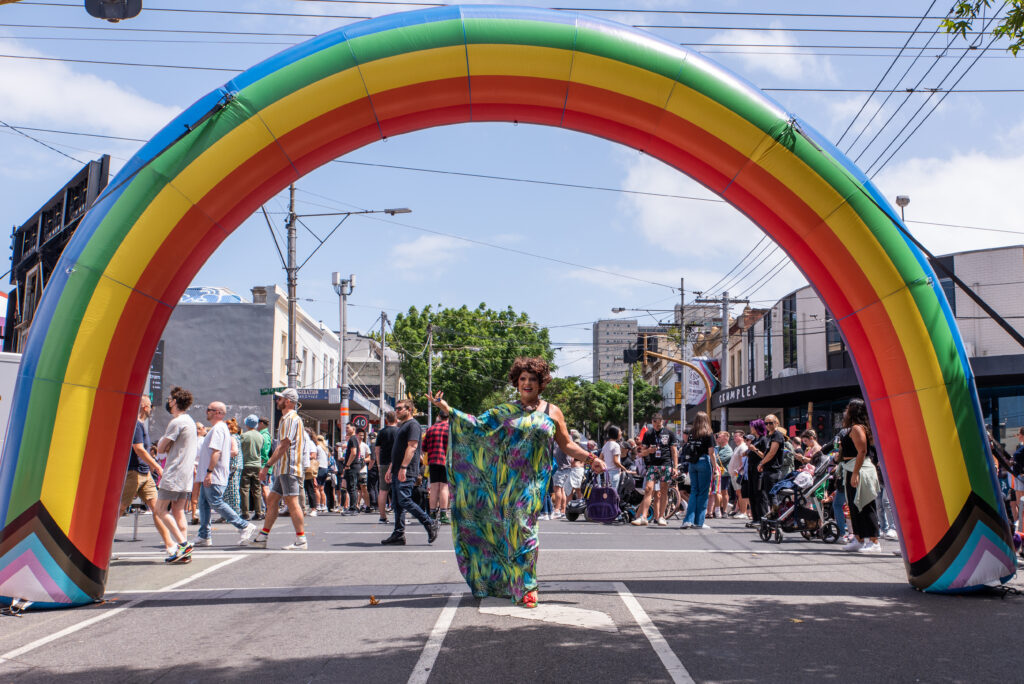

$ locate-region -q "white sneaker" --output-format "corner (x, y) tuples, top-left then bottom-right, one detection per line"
(540, 514), (550, 520)
(250, 534), (267, 549)
(630, 518), (648, 526)
(282, 537), (308, 550)
(700, 523), (712, 530)
(192, 536), (212, 547)
(884, 529), (899, 541)
(858, 541), (882, 554)
(656, 517), (667, 526)
(734, 513), (747, 519)
(842, 538), (863, 552)
(238, 523), (258, 546)
(308, 510), (318, 517)
(680, 521), (692, 529)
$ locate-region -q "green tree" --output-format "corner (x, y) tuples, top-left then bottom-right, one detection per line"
(389, 303), (553, 415)
(943, 1), (1024, 54)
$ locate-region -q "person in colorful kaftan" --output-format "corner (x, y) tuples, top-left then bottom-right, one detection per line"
(429, 357), (605, 609)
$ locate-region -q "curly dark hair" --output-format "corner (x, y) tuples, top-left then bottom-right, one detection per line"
(168, 386), (193, 411)
(843, 398), (873, 443)
(508, 357), (552, 391)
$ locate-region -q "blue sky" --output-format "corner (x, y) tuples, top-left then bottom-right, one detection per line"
(2, 1), (1023, 379)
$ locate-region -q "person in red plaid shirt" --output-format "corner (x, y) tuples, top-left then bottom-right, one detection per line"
(423, 411), (451, 525)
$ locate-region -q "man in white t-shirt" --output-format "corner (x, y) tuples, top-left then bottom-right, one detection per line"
(193, 401), (258, 547)
(600, 425), (625, 492)
(155, 386), (199, 563)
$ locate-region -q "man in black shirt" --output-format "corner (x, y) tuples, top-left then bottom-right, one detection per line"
(373, 411), (398, 523)
(631, 413), (678, 527)
(381, 400), (438, 546)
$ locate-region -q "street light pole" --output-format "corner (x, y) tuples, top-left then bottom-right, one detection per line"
(332, 272), (354, 441)
(379, 312), (387, 429)
(627, 361), (634, 438)
(427, 324), (434, 426)
(286, 184), (298, 388)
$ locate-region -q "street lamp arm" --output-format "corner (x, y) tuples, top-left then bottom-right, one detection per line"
(642, 349), (712, 418)
(297, 214), (351, 271)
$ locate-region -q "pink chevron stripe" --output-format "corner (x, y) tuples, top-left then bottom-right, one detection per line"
(0, 548), (71, 604)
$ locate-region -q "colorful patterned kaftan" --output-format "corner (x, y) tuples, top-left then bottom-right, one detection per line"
(447, 403), (556, 603)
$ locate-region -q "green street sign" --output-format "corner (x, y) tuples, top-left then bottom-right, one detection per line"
(259, 386), (287, 396)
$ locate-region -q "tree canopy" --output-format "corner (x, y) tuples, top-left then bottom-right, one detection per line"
(943, 1), (1024, 55)
(543, 367), (662, 440)
(389, 303), (553, 415)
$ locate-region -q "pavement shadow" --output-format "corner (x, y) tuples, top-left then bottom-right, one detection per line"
(622, 578), (1024, 682)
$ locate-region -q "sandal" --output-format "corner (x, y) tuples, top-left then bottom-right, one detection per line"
(522, 590), (538, 609)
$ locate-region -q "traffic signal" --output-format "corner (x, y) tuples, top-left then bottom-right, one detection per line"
(623, 348), (641, 364)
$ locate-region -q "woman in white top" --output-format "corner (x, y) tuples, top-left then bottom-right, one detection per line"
(600, 425), (625, 492)
(728, 430), (749, 518)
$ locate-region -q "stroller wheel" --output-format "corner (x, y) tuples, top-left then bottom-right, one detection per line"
(773, 528), (783, 544)
(566, 509), (580, 522)
(758, 522), (772, 542)
(821, 521), (840, 544)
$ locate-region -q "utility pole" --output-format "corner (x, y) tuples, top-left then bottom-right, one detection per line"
(426, 324), (434, 426)
(679, 277), (685, 435)
(379, 312), (387, 429)
(695, 291), (748, 432)
(286, 184), (298, 389)
(628, 357), (635, 438)
(332, 273), (355, 441)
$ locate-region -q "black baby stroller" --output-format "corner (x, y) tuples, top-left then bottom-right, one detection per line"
(758, 459), (840, 544)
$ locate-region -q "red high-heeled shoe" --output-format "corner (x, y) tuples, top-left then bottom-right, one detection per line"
(522, 590), (538, 609)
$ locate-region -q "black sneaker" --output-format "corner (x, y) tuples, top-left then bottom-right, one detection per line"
(381, 533), (406, 546)
(426, 519), (440, 544)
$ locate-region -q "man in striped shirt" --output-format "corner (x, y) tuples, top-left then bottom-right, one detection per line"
(254, 388), (307, 550)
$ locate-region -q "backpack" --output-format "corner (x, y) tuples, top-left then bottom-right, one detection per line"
(778, 435), (795, 474)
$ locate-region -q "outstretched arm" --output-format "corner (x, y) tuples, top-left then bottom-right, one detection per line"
(549, 404), (605, 474)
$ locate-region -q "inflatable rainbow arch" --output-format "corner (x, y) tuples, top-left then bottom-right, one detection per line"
(0, 5), (1015, 607)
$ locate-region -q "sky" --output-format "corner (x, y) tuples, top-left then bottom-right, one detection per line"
(2, 0), (1023, 381)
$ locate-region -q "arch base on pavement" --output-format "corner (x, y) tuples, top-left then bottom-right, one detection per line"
(0, 5), (1014, 608)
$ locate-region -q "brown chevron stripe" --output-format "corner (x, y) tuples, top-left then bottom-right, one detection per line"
(908, 492), (1014, 590)
(0, 502), (106, 600)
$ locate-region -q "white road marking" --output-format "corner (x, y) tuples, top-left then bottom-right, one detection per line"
(0, 555), (243, 665)
(478, 597), (617, 632)
(408, 592), (461, 684)
(109, 546), (877, 558)
(615, 581), (694, 684)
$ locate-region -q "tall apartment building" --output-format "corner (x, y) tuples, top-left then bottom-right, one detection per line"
(592, 318), (637, 382)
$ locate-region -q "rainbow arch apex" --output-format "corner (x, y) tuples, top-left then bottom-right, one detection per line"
(0, 4), (1014, 608)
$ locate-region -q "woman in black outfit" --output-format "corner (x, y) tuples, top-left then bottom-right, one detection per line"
(745, 419), (768, 525)
(755, 414), (789, 522)
(839, 399), (881, 553)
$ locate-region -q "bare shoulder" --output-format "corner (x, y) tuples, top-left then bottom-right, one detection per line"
(546, 402), (565, 422)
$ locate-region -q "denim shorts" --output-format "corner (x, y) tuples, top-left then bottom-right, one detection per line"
(272, 473), (302, 497)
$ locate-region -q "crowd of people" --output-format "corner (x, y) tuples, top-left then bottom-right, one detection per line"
(122, 378), (901, 593)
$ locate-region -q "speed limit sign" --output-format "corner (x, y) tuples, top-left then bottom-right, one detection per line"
(352, 415), (368, 430)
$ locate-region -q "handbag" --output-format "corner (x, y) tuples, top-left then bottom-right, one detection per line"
(585, 485), (620, 523)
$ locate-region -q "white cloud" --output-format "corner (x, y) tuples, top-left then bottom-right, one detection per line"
(616, 151), (765, 260)
(0, 38), (180, 140)
(390, 235), (469, 277)
(703, 21), (837, 84)
(873, 143), (1024, 256)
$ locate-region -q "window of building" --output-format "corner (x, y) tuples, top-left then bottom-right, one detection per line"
(280, 333), (287, 381)
(935, 255), (957, 316)
(763, 310), (772, 380)
(302, 349), (308, 386)
(782, 294), (797, 369)
(747, 326), (755, 382)
(825, 309), (852, 370)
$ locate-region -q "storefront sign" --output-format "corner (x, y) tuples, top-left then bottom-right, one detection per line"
(715, 382), (758, 406)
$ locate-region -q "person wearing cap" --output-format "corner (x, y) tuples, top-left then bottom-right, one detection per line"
(239, 414), (265, 520)
(254, 388), (308, 550)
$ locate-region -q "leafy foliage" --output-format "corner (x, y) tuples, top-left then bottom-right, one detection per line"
(389, 303), (553, 415)
(542, 367), (662, 439)
(943, 1), (1024, 55)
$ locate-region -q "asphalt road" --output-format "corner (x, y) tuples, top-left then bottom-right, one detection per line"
(1, 508), (1021, 683)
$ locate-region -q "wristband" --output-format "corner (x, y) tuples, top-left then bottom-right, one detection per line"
(206, 469), (214, 473)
